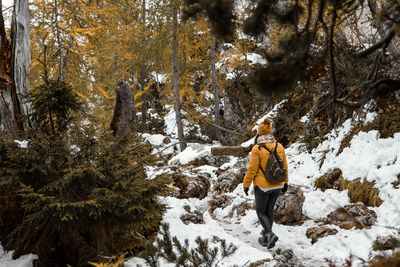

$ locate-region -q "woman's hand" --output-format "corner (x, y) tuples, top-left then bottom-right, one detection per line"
(282, 183), (288, 193)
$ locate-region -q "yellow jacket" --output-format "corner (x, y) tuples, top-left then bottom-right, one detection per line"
(243, 142), (288, 188)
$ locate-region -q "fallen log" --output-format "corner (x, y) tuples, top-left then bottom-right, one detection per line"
(211, 146), (251, 157)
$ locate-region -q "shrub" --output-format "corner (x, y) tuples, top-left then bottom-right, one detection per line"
(0, 80), (171, 266)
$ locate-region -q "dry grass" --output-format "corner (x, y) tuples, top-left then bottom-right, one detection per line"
(346, 178), (383, 207)
(360, 101), (400, 139)
(336, 100), (400, 157)
(315, 168), (343, 191)
(337, 126), (361, 156)
(315, 170), (382, 207)
(370, 250), (400, 267)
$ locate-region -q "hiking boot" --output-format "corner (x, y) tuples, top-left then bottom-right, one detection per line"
(260, 230), (279, 242)
(258, 234), (269, 247)
(265, 232), (279, 249)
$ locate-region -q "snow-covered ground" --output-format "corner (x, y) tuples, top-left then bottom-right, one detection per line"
(127, 110), (400, 266)
(3, 107), (399, 266)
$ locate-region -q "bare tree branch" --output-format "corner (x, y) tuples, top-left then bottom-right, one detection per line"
(356, 25), (397, 58)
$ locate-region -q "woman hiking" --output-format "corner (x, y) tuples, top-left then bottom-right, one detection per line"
(243, 118), (288, 249)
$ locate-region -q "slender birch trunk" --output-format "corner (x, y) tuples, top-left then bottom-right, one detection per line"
(54, 0), (63, 81)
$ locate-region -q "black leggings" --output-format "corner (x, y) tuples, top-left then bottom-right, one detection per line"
(254, 186), (281, 233)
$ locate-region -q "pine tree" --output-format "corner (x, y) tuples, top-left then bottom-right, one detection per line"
(0, 80), (171, 266)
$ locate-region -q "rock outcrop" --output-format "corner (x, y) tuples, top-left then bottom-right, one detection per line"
(306, 225), (338, 244)
(180, 206), (205, 225)
(373, 235), (400, 251)
(208, 194), (234, 214)
(315, 168), (343, 191)
(172, 172), (211, 199)
(324, 202), (377, 229)
(274, 185), (305, 225)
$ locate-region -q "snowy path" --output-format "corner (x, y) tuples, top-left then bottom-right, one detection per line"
(128, 115), (400, 266)
(211, 196), (327, 267)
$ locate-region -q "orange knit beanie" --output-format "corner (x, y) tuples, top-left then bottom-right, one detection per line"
(258, 118), (273, 135)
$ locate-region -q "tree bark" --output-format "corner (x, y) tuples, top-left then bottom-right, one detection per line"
(54, 0), (64, 81)
(172, 4), (186, 151)
(140, 0), (148, 132)
(110, 80), (135, 139)
(211, 30), (223, 142)
(0, 1), (17, 138)
(63, 0), (78, 79)
(0, 0), (32, 138)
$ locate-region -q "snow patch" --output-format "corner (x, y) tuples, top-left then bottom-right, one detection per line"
(14, 140), (29, 148)
(0, 245), (37, 267)
(168, 146), (210, 165)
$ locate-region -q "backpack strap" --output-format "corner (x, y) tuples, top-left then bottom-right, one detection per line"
(258, 143), (277, 173)
(258, 143), (278, 154)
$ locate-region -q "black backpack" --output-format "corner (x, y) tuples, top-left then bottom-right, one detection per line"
(258, 142), (287, 184)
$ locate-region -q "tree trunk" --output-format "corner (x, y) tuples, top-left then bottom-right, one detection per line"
(211, 146), (251, 157)
(140, 0), (148, 132)
(64, 0), (78, 79)
(110, 80), (135, 139)
(211, 30), (223, 142)
(172, 4), (186, 151)
(0, 0), (32, 138)
(54, 0), (64, 81)
(140, 72), (147, 131)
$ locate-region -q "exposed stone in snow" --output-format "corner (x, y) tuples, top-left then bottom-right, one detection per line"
(171, 171), (211, 199)
(270, 249), (304, 267)
(180, 206), (205, 225)
(274, 185), (305, 225)
(324, 203), (377, 229)
(306, 225), (338, 244)
(373, 235), (400, 251)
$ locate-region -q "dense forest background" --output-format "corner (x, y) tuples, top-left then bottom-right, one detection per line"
(1, 0), (400, 266)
